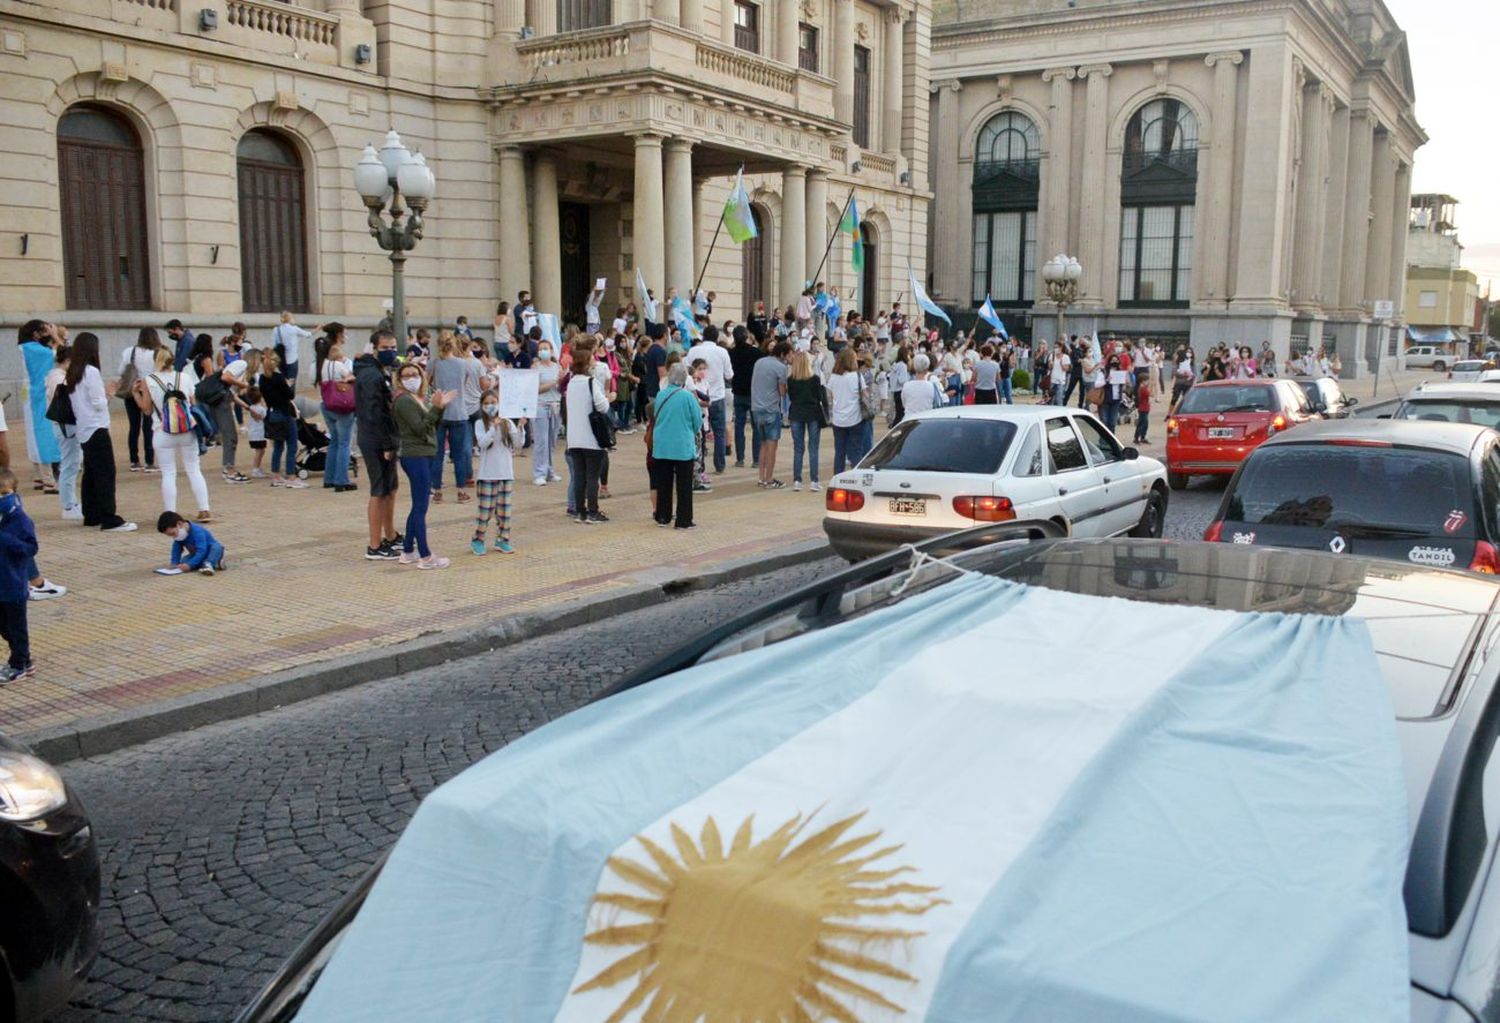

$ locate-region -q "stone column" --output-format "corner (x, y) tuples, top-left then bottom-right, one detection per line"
(1076, 63), (1112, 306)
(1038, 67), (1075, 296)
(495, 0), (524, 33)
(1338, 110), (1374, 313)
(1232, 44), (1296, 305)
(1364, 131), (1395, 312)
(1291, 80), (1329, 309)
(721, 0), (735, 44)
(692, 178), (705, 288)
(532, 152), (562, 316)
(1201, 51), (1241, 303)
(1388, 160), (1412, 319)
(777, 0), (798, 63)
(805, 169), (829, 286)
(498, 146), (531, 307)
(932, 80), (963, 299)
(632, 133), (666, 301)
(679, 0), (702, 34)
(530, 0), (556, 35)
(779, 165), (807, 309)
(652, 0), (677, 24)
(883, 9), (904, 154)
(834, 0), (855, 126)
(663, 138), (695, 297)
(1319, 101), (1350, 309)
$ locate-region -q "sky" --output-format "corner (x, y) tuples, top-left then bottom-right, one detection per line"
(1383, 0), (1500, 293)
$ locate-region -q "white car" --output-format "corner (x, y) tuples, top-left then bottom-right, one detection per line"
(823, 405), (1169, 560)
(1404, 345), (1452, 372)
(1447, 359), (1491, 382)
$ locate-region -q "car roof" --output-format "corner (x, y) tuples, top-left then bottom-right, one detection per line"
(1259, 416), (1493, 456)
(1184, 379), (1280, 389)
(1403, 382), (1500, 401)
(1289, 376), (1339, 384)
(911, 404), (1086, 421)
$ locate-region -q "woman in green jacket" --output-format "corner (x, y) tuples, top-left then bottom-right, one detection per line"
(651, 362), (702, 529)
(393, 361), (455, 568)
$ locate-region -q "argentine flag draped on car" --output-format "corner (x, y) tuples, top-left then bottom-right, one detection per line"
(296, 576), (1411, 1023)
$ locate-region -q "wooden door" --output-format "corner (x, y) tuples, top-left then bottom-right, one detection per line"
(58, 106), (151, 310)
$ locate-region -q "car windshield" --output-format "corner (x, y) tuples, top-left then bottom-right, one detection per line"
(1455, 361), (1486, 372)
(1298, 382), (1321, 403)
(1225, 445), (1474, 537)
(1394, 400), (1500, 430)
(861, 418), (1018, 474)
(1177, 385), (1278, 414)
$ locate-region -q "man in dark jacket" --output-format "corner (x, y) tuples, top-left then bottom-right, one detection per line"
(728, 325), (764, 468)
(166, 319), (197, 372)
(354, 330), (402, 561)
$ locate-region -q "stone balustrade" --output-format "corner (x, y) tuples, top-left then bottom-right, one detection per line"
(694, 40), (795, 94)
(225, 0), (339, 48)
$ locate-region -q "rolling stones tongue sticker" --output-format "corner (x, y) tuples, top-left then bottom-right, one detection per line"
(1445, 510), (1468, 535)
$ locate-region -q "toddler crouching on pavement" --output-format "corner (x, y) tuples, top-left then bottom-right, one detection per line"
(156, 511), (226, 576)
(0, 469), (38, 684)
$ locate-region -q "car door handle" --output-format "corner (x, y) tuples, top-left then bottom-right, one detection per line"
(1057, 487), (1068, 496)
(1102, 477), (1113, 484)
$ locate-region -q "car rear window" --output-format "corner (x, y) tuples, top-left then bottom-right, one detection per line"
(1177, 385), (1279, 414)
(1394, 400), (1500, 430)
(1226, 445), (1475, 537)
(1455, 361), (1486, 372)
(862, 418), (1018, 474)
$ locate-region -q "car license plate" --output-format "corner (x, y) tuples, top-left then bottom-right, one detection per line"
(1207, 427), (1236, 439)
(889, 496), (926, 516)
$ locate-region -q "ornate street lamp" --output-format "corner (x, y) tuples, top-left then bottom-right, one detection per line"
(354, 129), (436, 344)
(1040, 253), (1083, 341)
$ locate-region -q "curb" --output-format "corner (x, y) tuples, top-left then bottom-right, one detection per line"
(24, 538), (833, 764)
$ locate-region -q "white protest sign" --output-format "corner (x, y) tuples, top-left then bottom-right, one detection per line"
(497, 368), (540, 419)
(595, 277), (607, 292)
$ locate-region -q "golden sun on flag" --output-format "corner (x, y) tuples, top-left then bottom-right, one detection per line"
(574, 812), (945, 1023)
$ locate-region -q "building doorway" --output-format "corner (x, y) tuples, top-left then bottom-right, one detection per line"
(237, 129), (310, 313)
(57, 104), (151, 310)
(559, 202), (592, 328)
(859, 220), (879, 315)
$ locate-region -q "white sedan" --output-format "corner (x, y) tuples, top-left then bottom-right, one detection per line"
(823, 405), (1169, 560)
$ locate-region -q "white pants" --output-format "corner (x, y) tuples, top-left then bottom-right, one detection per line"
(154, 431), (210, 513)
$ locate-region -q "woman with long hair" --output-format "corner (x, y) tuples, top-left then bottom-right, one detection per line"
(564, 340), (610, 524)
(392, 361), (455, 567)
(827, 347), (865, 475)
(315, 324), (357, 492)
(118, 327), (161, 472)
(65, 332), (135, 531)
(17, 320), (60, 492)
(786, 350), (824, 492)
(257, 349), (303, 488)
(132, 346), (212, 523)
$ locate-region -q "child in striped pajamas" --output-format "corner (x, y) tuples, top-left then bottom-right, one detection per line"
(470, 401), (524, 556)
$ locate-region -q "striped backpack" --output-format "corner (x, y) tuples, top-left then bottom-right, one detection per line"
(151, 373), (194, 436)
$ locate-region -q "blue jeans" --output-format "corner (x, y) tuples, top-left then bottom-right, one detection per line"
(612, 399), (631, 431)
(400, 455), (432, 556)
(708, 398), (727, 473)
(431, 418), (472, 491)
(733, 394), (761, 465)
(1102, 400), (1120, 432)
(322, 408), (353, 487)
(791, 418), (821, 483)
(269, 412), (298, 475)
(858, 417), (874, 456)
(833, 424), (860, 475)
(54, 424), (80, 513)
(1134, 409), (1150, 444)
(1000, 377), (1013, 404)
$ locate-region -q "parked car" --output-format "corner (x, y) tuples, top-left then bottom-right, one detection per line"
(1448, 359), (1494, 383)
(1291, 376), (1359, 418)
(1165, 378), (1319, 489)
(0, 733), (99, 1023)
(1391, 382), (1500, 429)
(820, 405), (1168, 560)
(1204, 418), (1500, 573)
(237, 531), (1500, 1023)
(1404, 345), (1452, 372)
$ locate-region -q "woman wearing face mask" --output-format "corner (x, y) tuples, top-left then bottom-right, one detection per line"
(392, 362), (456, 568)
(531, 339), (563, 486)
(316, 325), (357, 492)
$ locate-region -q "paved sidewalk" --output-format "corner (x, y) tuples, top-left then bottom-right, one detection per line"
(0, 412), (835, 746)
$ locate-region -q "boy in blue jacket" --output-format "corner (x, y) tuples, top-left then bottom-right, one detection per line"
(0, 469), (39, 684)
(157, 511), (226, 575)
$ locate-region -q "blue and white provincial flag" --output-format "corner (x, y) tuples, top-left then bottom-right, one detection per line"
(297, 576), (1411, 1023)
(908, 263), (952, 328)
(634, 267), (658, 324)
(978, 295), (1008, 338)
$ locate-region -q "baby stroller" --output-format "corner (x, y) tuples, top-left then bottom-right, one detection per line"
(294, 419), (332, 480)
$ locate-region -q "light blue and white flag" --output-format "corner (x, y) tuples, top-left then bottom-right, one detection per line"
(978, 295), (1008, 339)
(297, 576), (1410, 1023)
(634, 267), (657, 323)
(670, 294), (700, 342)
(908, 262), (952, 328)
(535, 313), (561, 350)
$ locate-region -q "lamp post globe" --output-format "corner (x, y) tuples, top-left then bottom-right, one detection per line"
(357, 128), (435, 346)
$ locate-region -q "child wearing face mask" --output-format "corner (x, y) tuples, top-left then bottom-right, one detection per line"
(531, 341), (563, 486)
(471, 401), (524, 555)
(0, 469), (38, 684)
(155, 509), (226, 576)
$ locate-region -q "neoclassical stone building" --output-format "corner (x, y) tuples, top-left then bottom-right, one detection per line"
(0, 0), (931, 361)
(927, 0), (1424, 375)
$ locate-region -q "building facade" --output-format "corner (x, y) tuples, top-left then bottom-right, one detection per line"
(0, 0), (932, 363)
(1404, 194), (1481, 351)
(928, 0), (1425, 376)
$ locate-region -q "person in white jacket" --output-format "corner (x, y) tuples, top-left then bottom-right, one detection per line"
(564, 343), (611, 524)
(470, 400), (524, 556)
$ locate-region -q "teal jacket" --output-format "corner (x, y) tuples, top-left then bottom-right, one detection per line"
(651, 385), (700, 462)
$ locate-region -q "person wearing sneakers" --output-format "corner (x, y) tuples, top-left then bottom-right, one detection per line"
(354, 331), (403, 561)
(256, 349), (305, 490)
(563, 341), (610, 525)
(133, 347), (213, 524)
(650, 362), (700, 530)
(0, 469), (38, 685)
(750, 340), (791, 489)
(118, 327), (161, 473)
(470, 401), (523, 555)
(393, 361), (456, 568)
(66, 332), (135, 532)
(531, 339), (563, 486)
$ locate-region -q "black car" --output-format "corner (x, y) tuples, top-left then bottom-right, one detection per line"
(0, 733), (99, 1022)
(242, 525), (1500, 1022)
(1291, 375), (1359, 418)
(1205, 418), (1500, 573)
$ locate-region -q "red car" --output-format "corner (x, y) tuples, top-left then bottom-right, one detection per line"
(1165, 378), (1317, 490)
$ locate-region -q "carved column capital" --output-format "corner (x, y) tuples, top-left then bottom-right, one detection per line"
(1041, 66), (1077, 83)
(1204, 50), (1244, 68)
(1077, 62), (1113, 79)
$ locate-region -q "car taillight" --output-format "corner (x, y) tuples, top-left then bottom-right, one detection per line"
(1166, 417), (1179, 437)
(953, 496), (1016, 522)
(1267, 414), (1287, 434)
(826, 488), (865, 513)
(1471, 541), (1498, 574)
(1203, 520), (1224, 542)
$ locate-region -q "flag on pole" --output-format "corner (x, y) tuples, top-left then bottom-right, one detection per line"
(535, 313), (562, 350)
(671, 295), (700, 342)
(840, 194), (865, 272)
(908, 263), (952, 327)
(978, 296), (1008, 339)
(722, 167), (758, 245)
(1090, 331), (1103, 364)
(635, 267), (658, 323)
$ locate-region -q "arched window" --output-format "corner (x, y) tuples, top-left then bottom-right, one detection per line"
(58, 105), (151, 310)
(971, 111), (1040, 307)
(1119, 99), (1199, 307)
(741, 204), (769, 311)
(237, 129), (309, 313)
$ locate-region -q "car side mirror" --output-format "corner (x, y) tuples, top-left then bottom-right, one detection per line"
(1377, 413), (1392, 419)
(1345, 396), (1359, 407)
(1122, 446), (1140, 461)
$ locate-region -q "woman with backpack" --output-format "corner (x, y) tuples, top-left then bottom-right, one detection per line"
(257, 349), (304, 489)
(132, 347), (212, 523)
(65, 332), (135, 532)
(315, 325), (357, 493)
(117, 327), (161, 472)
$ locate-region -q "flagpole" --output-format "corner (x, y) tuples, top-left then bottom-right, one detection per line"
(810, 186), (857, 291)
(693, 208), (727, 300)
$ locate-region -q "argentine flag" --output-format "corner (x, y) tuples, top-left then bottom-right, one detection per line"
(297, 576), (1410, 1023)
(670, 294), (700, 342)
(535, 312), (561, 350)
(634, 267), (657, 324)
(978, 295), (1008, 339)
(722, 167), (758, 245)
(908, 262), (952, 328)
